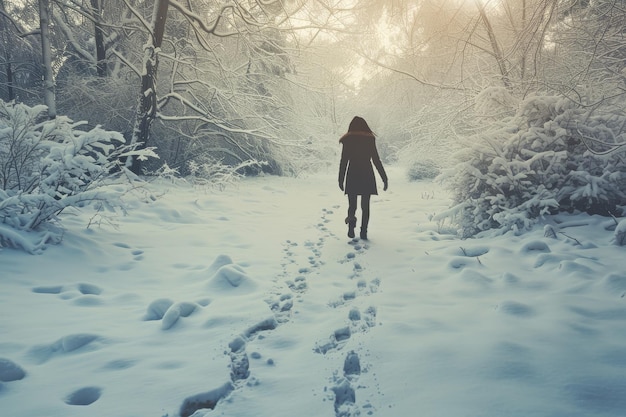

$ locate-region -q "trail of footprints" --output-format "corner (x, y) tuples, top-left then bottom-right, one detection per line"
(17, 210), (380, 416)
(267, 207), (382, 417)
(182, 207), (336, 416)
(331, 350), (363, 417)
(17, 222), (626, 417)
(216, 205), (381, 417)
(267, 206), (383, 416)
(320, 236), (381, 417)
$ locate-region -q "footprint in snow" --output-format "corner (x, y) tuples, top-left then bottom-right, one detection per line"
(496, 301), (534, 318)
(448, 257), (479, 270)
(32, 282), (104, 301)
(317, 208), (335, 237)
(226, 316), (279, 383)
(28, 334), (103, 364)
(46, 283), (105, 306)
(101, 358), (138, 371)
(65, 386), (102, 406)
(268, 293), (294, 322)
(282, 240), (298, 257)
(329, 351), (361, 417)
(343, 351), (361, 377)
(332, 379), (356, 416)
(0, 358), (26, 382)
(348, 238), (369, 251)
(329, 279), (380, 308)
(179, 383), (234, 417)
(349, 306), (377, 331)
(109, 242), (146, 270)
(113, 242), (146, 261)
(286, 275), (307, 293)
(315, 327), (351, 355)
(318, 306), (377, 358)
(32, 285), (63, 294)
(363, 306), (377, 328)
(77, 283), (102, 295)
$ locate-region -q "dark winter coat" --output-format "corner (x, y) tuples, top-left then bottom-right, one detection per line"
(338, 132), (388, 196)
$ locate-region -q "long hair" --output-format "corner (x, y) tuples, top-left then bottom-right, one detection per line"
(348, 116), (372, 133)
(340, 116), (374, 142)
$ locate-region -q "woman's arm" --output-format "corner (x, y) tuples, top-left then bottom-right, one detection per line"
(371, 140), (388, 189)
(338, 144), (349, 190)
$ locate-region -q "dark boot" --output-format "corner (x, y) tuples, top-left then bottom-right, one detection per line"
(360, 227), (368, 240)
(345, 216), (357, 238)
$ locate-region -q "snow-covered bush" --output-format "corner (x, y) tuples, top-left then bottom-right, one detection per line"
(474, 86), (517, 119)
(407, 159), (441, 181)
(439, 93), (626, 238)
(186, 155), (267, 190)
(0, 100), (156, 253)
(613, 219), (626, 246)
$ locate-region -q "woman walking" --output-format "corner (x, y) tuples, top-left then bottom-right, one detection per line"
(338, 116), (388, 240)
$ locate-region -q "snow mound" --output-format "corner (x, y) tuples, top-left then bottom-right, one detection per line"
(143, 298), (175, 321)
(603, 273), (626, 296)
(208, 254), (235, 275)
(520, 240), (551, 254)
(207, 256), (256, 293)
(211, 265), (250, 288)
(161, 302), (198, 330)
(613, 219), (626, 246)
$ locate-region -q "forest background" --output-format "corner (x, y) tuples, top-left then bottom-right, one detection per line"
(1, 0), (625, 251)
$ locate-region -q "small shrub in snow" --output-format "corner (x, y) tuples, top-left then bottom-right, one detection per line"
(439, 93), (626, 237)
(613, 219), (626, 246)
(543, 224), (558, 239)
(0, 100), (156, 253)
(187, 155), (267, 190)
(407, 159), (440, 181)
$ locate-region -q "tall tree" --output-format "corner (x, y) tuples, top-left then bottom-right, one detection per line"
(0, 1), (42, 104)
(90, 0), (107, 77)
(127, 0), (169, 172)
(38, 0), (55, 118)
(548, 0), (626, 101)
(474, 0), (512, 89)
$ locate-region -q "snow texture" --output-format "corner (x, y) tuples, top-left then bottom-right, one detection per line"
(1, 167), (625, 417)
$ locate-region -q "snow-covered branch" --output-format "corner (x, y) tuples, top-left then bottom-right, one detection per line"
(0, 100), (157, 253)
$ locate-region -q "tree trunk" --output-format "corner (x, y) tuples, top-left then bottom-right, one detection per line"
(520, 0), (527, 83)
(6, 61), (14, 101)
(475, 0), (511, 90)
(127, 0), (169, 173)
(90, 0), (107, 77)
(38, 0), (56, 118)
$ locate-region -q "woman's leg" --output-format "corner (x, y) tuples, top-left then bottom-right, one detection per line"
(360, 194), (371, 239)
(347, 194), (357, 219)
(346, 194), (358, 238)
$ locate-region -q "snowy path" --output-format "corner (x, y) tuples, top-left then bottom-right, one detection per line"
(185, 180), (397, 417)
(2, 167), (626, 417)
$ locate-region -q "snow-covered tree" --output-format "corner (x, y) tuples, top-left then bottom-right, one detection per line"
(0, 1), (43, 105)
(439, 91), (626, 237)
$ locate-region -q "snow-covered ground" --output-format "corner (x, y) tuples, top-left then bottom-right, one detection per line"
(1, 166), (626, 417)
